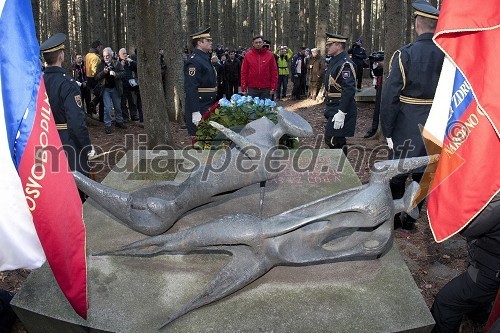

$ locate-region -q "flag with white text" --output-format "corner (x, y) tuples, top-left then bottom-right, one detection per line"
(0, 0), (87, 318)
(423, 0), (500, 242)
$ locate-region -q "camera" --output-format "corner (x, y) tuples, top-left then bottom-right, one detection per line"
(369, 51), (384, 62)
(105, 65), (114, 72)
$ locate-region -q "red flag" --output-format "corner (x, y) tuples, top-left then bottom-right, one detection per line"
(17, 79), (88, 318)
(0, 0), (87, 317)
(424, 0), (500, 242)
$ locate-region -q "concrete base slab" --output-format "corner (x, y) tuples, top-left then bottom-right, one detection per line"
(12, 150), (434, 333)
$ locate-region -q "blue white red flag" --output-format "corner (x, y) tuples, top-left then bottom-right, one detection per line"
(423, 0), (500, 242)
(0, 0), (88, 318)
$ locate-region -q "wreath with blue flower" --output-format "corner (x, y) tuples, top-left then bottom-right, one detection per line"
(194, 94), (299, 150)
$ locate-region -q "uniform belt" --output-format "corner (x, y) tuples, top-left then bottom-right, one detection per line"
(400, 95), (433, 105)
(56, 123), (68, 130)
(327, 92), (341, 98)
(198, 87), (217, 93)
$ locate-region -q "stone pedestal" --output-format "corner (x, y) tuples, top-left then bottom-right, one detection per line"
(12, 150), (434, 332)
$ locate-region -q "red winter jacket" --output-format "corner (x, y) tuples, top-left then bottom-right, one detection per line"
(240, 48), (278, 92)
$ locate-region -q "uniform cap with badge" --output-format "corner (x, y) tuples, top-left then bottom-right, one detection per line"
(190, 27), (212, 40)
(412, 0), (439, 20)
(40, 33), (66, 54)
(325, 33), (348, 46)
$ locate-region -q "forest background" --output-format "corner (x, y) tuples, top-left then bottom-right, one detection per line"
(32, 0), (442, 147)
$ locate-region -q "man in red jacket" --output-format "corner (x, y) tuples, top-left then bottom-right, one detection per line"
(240, 35), (278, 99)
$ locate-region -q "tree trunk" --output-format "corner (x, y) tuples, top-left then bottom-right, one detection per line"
(315, 0), (328, 51)
(383, 0), (403, 77)
(164, 0), (186, 122)
(80, 0), (90, 53)
(210, 0), (219, 42)
(307, 0), (316, 47)
(136, 0), (173, 148)
(249, 0), (256, 37)
(127, 0), (137, 53)
(364, 0), (372, 52)
(90, 0), (106, 43)
(405, 0), (413, 44)
(31, 0), (40, 41)
(186, 0), (198, 47)
(288, 0), (299, 51)
(339, 0), (352, 39)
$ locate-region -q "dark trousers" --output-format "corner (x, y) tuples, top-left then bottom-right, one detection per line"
(292, 74), (303, 98)
(325, 136), (347, 156)
(277, 75), (288, 98)
(247, 87), (271, 100)
(227, 80), (239, 98)
(88, 77), (105, 122)
(354, 63), (363, 89)
(121, 88), (138, 120)
(81, 85), (92, 115)
(367, 81), (382, 135)
(431, 267), (499, 332)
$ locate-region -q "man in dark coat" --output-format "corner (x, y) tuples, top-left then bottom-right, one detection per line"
(380, 0), (444, 229)
(224, 50), (241, 98)
(347, 38), (367, 90)
(40, 33), (93, 201)
(184, 27), (217, 136)
(323, 33), (357, 155)
(431, 193), (500, 332)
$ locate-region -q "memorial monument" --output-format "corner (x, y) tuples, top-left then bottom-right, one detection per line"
(11, 113), (436, 332)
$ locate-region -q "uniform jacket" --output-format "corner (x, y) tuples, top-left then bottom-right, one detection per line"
(307, 55), (325, 83)
(43, 66), (91, 175)
(323, 51), (357, 137)
(95, 59), (125, 96)
(380, 33), (444, 158)
(240, 48), (278, 92)
(347, 44), (367, 67)
(184, 48), (217, 135)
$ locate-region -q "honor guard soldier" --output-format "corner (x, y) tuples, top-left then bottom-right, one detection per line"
(380, 0), (444, 229)
(323, 33), (357, 155)
(40, 33), (94, 201)
(184, 27), (217, 136)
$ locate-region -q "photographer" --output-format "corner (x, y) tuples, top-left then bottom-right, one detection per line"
(347, 38), (367, 91)
(118, 48), (140, 122)
(95, 47), (126, 135)
(364, 51), (384, 138)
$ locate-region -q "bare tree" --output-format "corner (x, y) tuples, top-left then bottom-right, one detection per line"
(288, 0), (300, 51)
(136, 0), (173, 148)
(383, 0), (403, 77)
(315, 0), (329, 51)
(164, 0), (186, 123)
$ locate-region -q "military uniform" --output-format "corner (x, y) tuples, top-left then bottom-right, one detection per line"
(380, 0), (444, 229)
(324, 47), (357, 150)
(380, 33), (444, 160)
(40, 33), (92, 181)
(184, 30), (217, 136)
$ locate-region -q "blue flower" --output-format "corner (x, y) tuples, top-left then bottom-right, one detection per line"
(230, 94), (241, 102)
(264, 99), (276, 107)
(218, 97), (231, 107)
